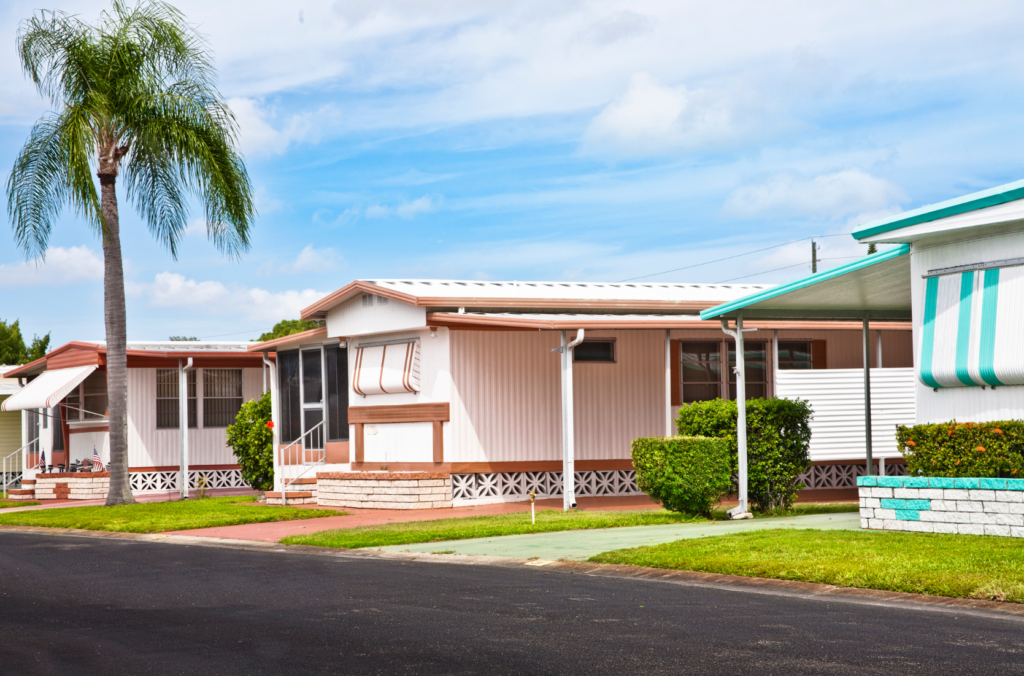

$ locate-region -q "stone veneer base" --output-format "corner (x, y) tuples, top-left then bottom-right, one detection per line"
(316, 472), (453, 510)
(857, 475), (1024, 537)
(34, 472), (110, 501)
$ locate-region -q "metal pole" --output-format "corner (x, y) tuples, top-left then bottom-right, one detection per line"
(721, 316), (751, 518)
(558, 329), (584, 511)
(863, 318), (873, 475)
(665, 329), (673, 436)
(772, 329), (779, 397)
(876, 330), (883, 369)
(179, 357), (193, 499)
(811, 240), (818, 274)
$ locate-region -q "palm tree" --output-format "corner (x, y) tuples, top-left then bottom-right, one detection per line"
(7, 1), (255, 505)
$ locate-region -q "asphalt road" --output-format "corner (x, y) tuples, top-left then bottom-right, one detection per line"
(0, 533), (1021, 675)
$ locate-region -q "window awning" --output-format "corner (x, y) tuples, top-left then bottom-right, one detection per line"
(701, 244), (912, 321)
(0, 365), (97, 411)
(352, 341), (420, 395)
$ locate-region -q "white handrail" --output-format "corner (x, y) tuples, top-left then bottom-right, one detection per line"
(278, 420), (326, 506)
(2, 438), (37, 497)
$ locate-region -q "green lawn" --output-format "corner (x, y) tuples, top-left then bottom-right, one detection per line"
(0, 500), (39, 508)
(0, 496), (339, 533)
(590, 528), (1024, 603)
(283, 503), (858, 550)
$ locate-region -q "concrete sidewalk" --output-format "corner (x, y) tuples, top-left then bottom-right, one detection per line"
(380, 512), (862, 561)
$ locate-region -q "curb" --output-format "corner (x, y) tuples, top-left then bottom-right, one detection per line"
(2, 524), (1022, 622)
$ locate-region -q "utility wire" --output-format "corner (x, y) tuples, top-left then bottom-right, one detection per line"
(714, 256), (861, 283)
(617, 233), (849, 283)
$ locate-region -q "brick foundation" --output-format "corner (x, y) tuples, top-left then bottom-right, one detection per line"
(315, 472), (452, 509)
(858, 475), (1024, 537)
(266, 478), (319, 506)
(34, 472), (110, 501)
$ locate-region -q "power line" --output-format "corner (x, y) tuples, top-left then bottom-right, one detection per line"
(616, 233), (848, 283)
(714, 256), (861, 283)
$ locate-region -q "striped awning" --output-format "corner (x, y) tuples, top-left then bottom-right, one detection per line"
(920, 264), (1024, 388)
(0, 365), (97, 411)
(352, 340), (421, 395)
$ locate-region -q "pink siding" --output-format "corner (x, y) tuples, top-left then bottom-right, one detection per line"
(449, 330), (667, 463)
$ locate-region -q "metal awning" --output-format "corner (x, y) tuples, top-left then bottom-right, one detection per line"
(0, 365), (97, 411)
(700, 244), (912, 321)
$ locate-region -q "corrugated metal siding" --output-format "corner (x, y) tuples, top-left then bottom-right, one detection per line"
(574, 331), (666, 460)
(127, 368), (262, 467)
(776, 368), (916, 461)
(450, 331), (562, 463)
(363, 422), (433, 463)
(913, 230), (1024, 423)
(0, 396), (20, 458)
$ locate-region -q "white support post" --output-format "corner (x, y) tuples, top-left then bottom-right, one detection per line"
(863, 318), (874, 476)
(556, 329), (584, 511)
(772, 329), (779, 397)
(721, 315), (753, 519)
(876, 330), (883, 369)
(665, 329), (674, 436)
(178, 357), (193, 500)
(263, 353), (280, 493)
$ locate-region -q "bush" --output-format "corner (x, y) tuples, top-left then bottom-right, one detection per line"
(226, 392), (274, 491)
(631, 436), (733, 517)
(676, 398), (813, 512)
(897, 421), (1024, 478)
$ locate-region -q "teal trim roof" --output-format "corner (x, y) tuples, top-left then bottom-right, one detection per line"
(853, 178), (1024, 240)
(700, 243), (911, 320)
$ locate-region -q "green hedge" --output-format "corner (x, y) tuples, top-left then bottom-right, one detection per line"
(226, 392), (274, 491)
(897, 421), (1024, 478)
(631, 436), (732, 517)
(675, 398), (812, 512)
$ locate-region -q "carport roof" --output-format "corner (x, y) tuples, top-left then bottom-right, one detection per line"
(700, 243), (912, 321)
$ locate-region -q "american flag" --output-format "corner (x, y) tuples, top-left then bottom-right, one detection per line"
(92, 448), (103, 471)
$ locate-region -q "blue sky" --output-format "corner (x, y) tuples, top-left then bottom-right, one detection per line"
(3, 0), (1024, 346)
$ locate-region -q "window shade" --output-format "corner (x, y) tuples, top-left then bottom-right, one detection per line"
(352, 341), (420, 395)
(919, 265), (1024, 388)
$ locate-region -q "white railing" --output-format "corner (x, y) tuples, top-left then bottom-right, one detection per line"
(277, 421), (326, 506)
(2, 439), (37, 497)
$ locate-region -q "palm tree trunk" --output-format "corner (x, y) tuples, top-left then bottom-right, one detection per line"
(99, 173), (135, 505)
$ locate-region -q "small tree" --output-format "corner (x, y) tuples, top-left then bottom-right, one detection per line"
(226, 392), (274, 491)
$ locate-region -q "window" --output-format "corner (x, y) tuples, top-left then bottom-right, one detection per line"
(574, 339), (616, 363)
(325, 345), (349, 441)
(82, 371), (108, 419)
(51, 406), (64, 452)
(778, 341), (813, 370)
(680, 342), (723, 403)
(203, 369), (243, 428)
(156, 369), (197, 429)
(278, 351), (301, 443)
(729, 341), (768, 400)
(300, 349), (324, 449)
(64, 385), (81, 422)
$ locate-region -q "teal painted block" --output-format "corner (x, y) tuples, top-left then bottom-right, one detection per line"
(857, 476), (877, 487)
(954, 478), (981, 489)
(877, 476), (904, 488)
(929, 477), (955, 488)
(1006, 479), (1024, 491)
(880, 499), (906, 509)
(905, 500), (931, 510)
(904, 477), (929, 488)
(980, 478), (1007, 490)
(895, 510), (921, 521)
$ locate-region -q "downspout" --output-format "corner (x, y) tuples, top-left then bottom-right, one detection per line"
(554, 329), (584, 511)
(263, 352), (280, 495)
(863, 318), (874, 476)
(178, 357), (193, 500)
(721, 316), (753, 519)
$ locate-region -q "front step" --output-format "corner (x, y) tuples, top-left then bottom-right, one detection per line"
(266, 491), (317, 505)
(7, 489), (36, 500)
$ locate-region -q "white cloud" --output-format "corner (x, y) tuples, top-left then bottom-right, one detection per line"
(143, 272), (328, 322)
(0, 246), (104, 288)
(366, 195), (442, 219)
(581, 72), (766, 158)
(283, 245), (342, 273)
(312, 208), (360, 228)
(228, 97), (330, 157)
(723, 169), (908, 221)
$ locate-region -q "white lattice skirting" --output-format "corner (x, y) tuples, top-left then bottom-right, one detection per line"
(452, 470), (640, 505)
(797, 462), (907, 490)
(129, 469), (247, 493)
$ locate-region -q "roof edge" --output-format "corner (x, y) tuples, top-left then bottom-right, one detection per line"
(248, 327), (330, 352)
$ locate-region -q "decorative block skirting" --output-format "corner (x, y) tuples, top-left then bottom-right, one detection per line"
(35, 472), (110, 500)
(129, 468), (247, 493)
(857, 475), (1024, 537)
(316, 472), (452, 510)
(451, 469), (641, 505)
(798, 462), (907, 490)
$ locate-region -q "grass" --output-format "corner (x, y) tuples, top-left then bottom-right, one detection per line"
(0, 500), (39, 508)
(0, 496), (339, 533)
(282, 502), (859, 550)
(590, 528), (1024, 603)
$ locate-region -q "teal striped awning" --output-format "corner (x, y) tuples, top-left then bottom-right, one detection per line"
(919, 265), (1023, 388)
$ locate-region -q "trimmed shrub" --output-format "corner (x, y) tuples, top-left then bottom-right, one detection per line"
(226, 391), (274, 491)
(632, 436), (733, 517)
(675, 398), (813, 512)
(897, 420), (1024, 478)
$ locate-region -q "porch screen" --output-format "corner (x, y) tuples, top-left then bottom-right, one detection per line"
(352, 341), (420, 395)
(919, 265), (1024, 388)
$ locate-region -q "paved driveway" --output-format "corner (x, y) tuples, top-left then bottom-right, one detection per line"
(1, 531), (1021, 675)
